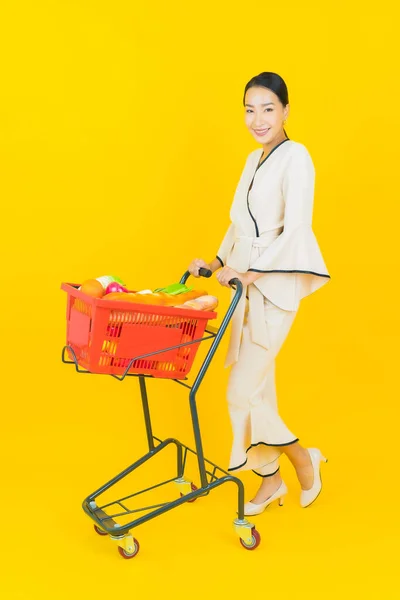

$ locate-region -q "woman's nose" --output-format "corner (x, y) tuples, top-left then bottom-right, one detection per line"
(253, 116), (267, 127)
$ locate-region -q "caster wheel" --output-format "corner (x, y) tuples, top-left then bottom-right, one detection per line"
(180, 483), (198, 503)
(239, 528), (261, 550)
(118, 539), (140, 559)
(94, 524), (108, 536)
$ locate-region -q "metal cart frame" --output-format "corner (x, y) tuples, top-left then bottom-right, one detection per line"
(62, 271), (261, 557)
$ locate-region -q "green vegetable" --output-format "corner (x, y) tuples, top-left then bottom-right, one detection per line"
(153, 283), (193, 295)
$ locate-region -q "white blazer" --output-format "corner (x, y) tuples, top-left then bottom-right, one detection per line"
(216, 139), (330, 366)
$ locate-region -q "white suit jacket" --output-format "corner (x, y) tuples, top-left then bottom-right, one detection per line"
(216, 139), (330, 366)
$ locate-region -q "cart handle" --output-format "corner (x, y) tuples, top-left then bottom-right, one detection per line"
(179, 268), (243, 398)
(180, 269), (243, 321)
(180, 268), (241, 291)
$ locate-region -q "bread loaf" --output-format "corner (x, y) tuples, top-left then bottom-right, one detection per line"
(178, 295), (218, 311)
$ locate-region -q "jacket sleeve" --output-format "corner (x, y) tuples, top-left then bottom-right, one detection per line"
(248, 144), (330, 310)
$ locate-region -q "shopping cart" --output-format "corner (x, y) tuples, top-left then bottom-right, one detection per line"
(61, 269), (261, 558)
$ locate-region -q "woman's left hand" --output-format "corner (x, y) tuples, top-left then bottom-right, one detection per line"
(216, 266), (249, 288)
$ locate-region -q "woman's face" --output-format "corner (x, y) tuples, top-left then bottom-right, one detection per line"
(244, 86), (289, 144)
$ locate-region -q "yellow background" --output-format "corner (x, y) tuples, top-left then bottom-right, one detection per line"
(1, 1), (399, 598)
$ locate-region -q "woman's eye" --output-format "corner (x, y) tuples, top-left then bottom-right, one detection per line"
(246, 108), (273, 113)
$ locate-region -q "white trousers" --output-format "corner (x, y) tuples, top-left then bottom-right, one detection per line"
(226, 297), (299, 477)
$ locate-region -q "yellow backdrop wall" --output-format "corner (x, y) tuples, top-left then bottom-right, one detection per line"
(0, 1), (398, 598)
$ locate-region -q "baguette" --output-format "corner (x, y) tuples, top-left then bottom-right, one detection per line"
(164, 289), (208, 306)
(103, 292), (168, 305)
(178, 295), (218, 311)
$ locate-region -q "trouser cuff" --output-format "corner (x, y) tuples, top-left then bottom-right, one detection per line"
(252, 465), (280, 478)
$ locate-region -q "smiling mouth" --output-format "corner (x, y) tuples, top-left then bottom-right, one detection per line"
(254, 128), (270, 135)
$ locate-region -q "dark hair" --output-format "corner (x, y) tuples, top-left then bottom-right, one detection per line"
(243, 72), (289, 137)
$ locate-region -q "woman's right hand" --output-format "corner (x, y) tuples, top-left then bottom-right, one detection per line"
(188, 258), (212, 278)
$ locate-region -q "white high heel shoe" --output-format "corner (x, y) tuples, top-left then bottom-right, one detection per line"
(300, 448), (328, 508)
(243, 481), (288, 516)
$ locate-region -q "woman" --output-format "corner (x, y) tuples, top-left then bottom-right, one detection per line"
(188, 72), (330, 516)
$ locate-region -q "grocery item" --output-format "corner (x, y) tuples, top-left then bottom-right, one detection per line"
(179, 295), (218, 311)
(80, 279), (105, 298)
(103, 289), (209, 306)
(79, 275), (126, 296)
(78, 273), (214, 310)
(103, 292), (168, 305)
(105, 282), (129, 294)
(153, 283), (193, 295)
(169, 289), (208, 305)
(96, 275), (126, 289)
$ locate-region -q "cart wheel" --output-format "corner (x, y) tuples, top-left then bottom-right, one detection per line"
(118, 539), (140, 559)
(239, 528), (261, 550)
(93, 524), (108, 536)
(180, 483), (198, 502)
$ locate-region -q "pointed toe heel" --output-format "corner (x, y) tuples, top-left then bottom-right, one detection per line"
(243, 481), (287, 516)
(300, 448), (328, 508)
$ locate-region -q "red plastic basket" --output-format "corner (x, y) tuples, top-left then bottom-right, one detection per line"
(61, 283), (217, 379)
